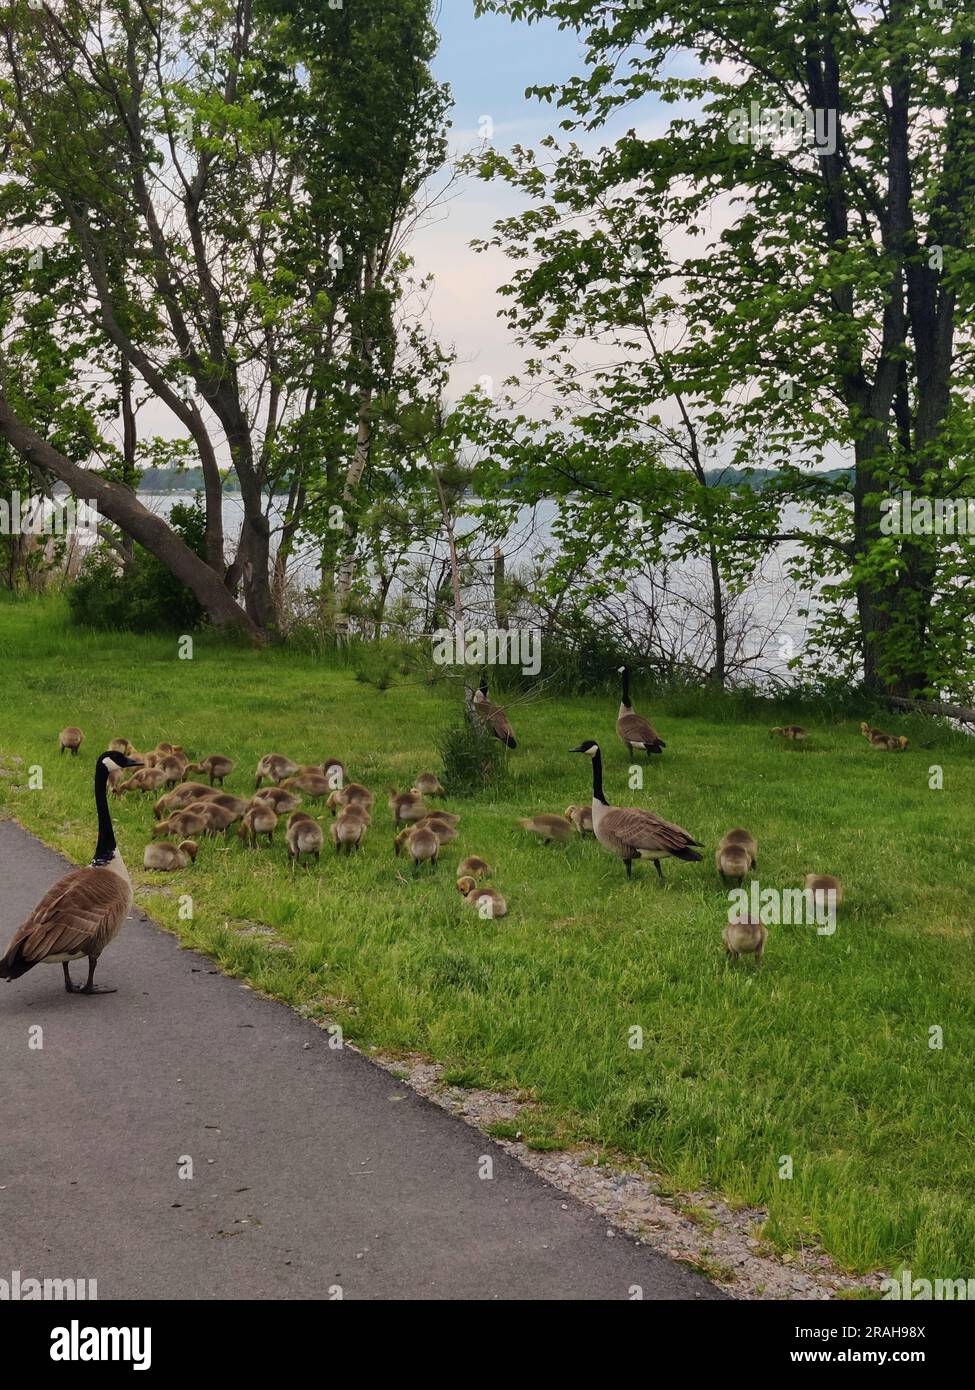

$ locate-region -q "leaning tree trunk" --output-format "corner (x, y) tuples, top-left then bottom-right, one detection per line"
(0, 390), (265, 641)
(334, 252), (377, 639)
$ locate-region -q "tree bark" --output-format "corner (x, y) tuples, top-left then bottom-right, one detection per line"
(0, 389), (264, 641)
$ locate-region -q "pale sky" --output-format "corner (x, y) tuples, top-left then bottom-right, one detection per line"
(414, 2), (639, 403)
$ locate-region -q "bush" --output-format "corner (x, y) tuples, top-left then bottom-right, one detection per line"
(67, 500), (208, 634)
(437, 704), (509, 796)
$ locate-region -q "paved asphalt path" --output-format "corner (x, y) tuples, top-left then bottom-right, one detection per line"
(0, 818), (721, 1301)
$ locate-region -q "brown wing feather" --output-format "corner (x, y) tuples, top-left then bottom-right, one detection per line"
(600, 808), (697, 856)
(617, 711), (663, 745)
(2, 868), (131, 969)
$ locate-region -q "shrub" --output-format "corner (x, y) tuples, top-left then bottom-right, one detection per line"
(67, 500), (207, 634)
(437, 704), (509, 796)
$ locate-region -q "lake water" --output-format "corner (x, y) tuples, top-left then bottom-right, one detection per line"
(130, 491), (829, 686)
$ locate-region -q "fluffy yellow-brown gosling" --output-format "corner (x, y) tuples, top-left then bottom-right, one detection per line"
(723, 916), (767, 961)
(144, 840), (198, 871)
(58, 726), (84, 756)
(519, 814), (574, 844)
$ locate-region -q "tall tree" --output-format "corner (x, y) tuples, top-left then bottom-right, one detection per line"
(475, 0), (975, 697)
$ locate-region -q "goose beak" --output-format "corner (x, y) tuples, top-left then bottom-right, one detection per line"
(123, 757), (144, 768)
(569, 744), (586, 753)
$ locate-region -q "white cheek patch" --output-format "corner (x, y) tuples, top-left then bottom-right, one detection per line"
(100, 756), (114, 771)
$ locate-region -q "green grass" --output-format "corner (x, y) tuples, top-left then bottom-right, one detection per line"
(2, 594), (974, 1279)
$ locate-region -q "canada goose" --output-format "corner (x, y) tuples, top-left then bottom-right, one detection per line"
(153, 782), (216, 817)
(769, 725), (808, 740)
(804, 873), (843, 905)
(186, 755), (235, 787)
(723, 916), (768, 961)
(287, 812), (324, 867)
(184, 799), (237, 836)
(152, 808), (210, 840)
(564, 804), (594, 836)
(238, 802), (278, 847)
(144, 840), (198, 871)
(321, 758), (346, 790)
(114, 766), (168, 796)
(415, 810), (460, 829)
(456, 876), (508, 918)
(255, 753), (299, 789)
(206, 793), (250, 822)
(388, 787), (427, 826)
(1, 750), (143, 993)
(458, 855), (491, 880)
(867, 730), (909, 751)
(420, 816), (458, 846)
(399, 823), (439, 873)
(326, 783), (374, 815)
(716, 828), (758, 886)
(519, 813), (574, 844)
(254, 786), (301, 815)
(570, 740), (703, 880)
(331, 809), (367, 855)
(413, 771), (446, 797)
(150, 743), (187, 771)
(281, 771), (331, 799)
(471, 675), (517, 748)
(157, 755), (186, 788)
(616, 666), (665, 759)
(58, 727), (84, 756)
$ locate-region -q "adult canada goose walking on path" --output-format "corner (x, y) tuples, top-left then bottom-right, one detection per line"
(616, 667), (665, 759)
(0, 750), (143, 993)
(570, 740), (702, 880)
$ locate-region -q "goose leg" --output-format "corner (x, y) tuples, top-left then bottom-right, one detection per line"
(79, 957), (116, 995)
(624, 858), (633, 879)
(654, 859), (665, 882)
(63, 962), (74, 992)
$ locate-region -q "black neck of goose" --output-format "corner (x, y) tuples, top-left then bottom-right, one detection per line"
(591, 748), (608, 805)
(92, 761), (117, 865)
(479, 674), (489, 696)
(621, 667), (631, 708)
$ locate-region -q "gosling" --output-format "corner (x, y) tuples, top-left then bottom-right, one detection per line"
(399, 824), (439, 873)
(456, 876), (508, 919)
(564, 804), (594, 835)
(58, 726), (84, 756)
(144, 840), (199, 871)
(287, 812), (324, 867)
(331, 809), (367, 854)
(804, 873), (843, 906)
(723, 916), (767, 961)
(458, 856), (491, 880)
(716, 828), (758, 886)
(413, 772), (446, 797)
(238, 802), (278, 848)
(519, 814), (573, 844)
(769, 725), (807, 740)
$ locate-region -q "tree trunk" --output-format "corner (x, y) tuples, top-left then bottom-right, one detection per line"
(0, 390), (264, 641)
(334, 252), (377, 638)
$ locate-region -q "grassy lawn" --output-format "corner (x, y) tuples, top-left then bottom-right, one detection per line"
(2, 594), (974, 1281)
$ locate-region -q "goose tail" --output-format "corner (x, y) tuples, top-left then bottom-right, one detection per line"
(0, 940), (33, 980)
(672, 847), (704, 863)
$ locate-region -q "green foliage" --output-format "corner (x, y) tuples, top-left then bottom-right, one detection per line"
(437, 704), (509, 795)
(67, 500), (208, 634)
